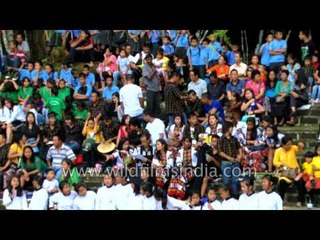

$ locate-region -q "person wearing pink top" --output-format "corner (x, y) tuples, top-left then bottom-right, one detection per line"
(96, 47), (119, 86)
(245, 69), (265, 104)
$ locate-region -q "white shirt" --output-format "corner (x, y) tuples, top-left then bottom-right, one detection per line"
(119, 83), (144, 117)
(156, 196), (189, 210)
(229, 62), (248, 79)
(221, 198), (239, 210)
(187, 79), (207, 98)
(2, 189), (28, 210)
(183, 204), (203, 210)
(142, 195), (158, 210)
(146, 118), (166, 145)
(95, 185), (116, 210)
(42, 179), (59, 192)
(28, 188), (49, 210)
(73, 191), (96, 210)
(3, 105), (26, 124)
(127, 193), (144, 210)
(258, 191), (283, 210)
(239, 193), (259, 210)
(49, 191), (77, 210)
(202, 200), (222, 210)
(205, 123), (223, 137)
(114, 183), (133, 210)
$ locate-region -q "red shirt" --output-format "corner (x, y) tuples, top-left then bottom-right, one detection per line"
(9, 48), (25, 62)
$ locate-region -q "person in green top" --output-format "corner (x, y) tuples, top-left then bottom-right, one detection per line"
(58, 79), (71, 102)
(0, 78), (19, 104)
(18, 77), (33, 105)
(72, 101), (88, 121)
(45, 85), (66, 121)
(39, 78), (55, 104)
(59, 158), (81, 187)
(19, 145), (48, 190)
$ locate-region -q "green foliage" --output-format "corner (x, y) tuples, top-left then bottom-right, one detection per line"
(210, 30), (232, 48)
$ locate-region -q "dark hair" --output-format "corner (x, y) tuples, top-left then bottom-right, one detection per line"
(61, 158), (74, 183)
(22, 146), (36, 164)
(0, 132), (7, 139)
(266, 124), (279, 143)
(83, 64), (90, 70)
(190, 68), (199, 77)
(315, 143), (320, 153)
(154, 187), (168, 210)
(45, 168), (55, 175)
(140, 181), (154, 196)
(246, 117), (258, 140)
(239, 176), (255, 187)
(222, 121), (234, 134)
(112, 92), (119, 98)
(169, 71), (181, 79)
(8, 175), (23, 197)
(244, 88), (255, 99)
(300, 30), (309, 38)
(59, 180), (70, 192)
(230, 69), (238, 75)
(305, 151), (315, 158)
(209, 71), (217, 78)
(51, 85), (59, 96)
(261, 174), (278, 186)
(201, 93), (210, 99)
(12, 132), (26, 145)
(190, 36), (198, 42)
(129, 118), (140, 128)
(281, 136), (292, 146)
(187, 90), (197, 96)
(251, 69), (261, 80)
(280, 69), (289, 76)
(155, 139), (168, 158)
(74, 182), (88, 194)
(121, 114), (130, 126)
(33, 175), (45, 187)
(118, 138), (129, 151)
(52, 134), (62, 141)
(145, 53), (153, 59)
(143, 110), (155, 118)
(262, 115), (273, 124)
(304, 55), (312, 62)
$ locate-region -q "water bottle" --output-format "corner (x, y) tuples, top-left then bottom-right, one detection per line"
(307, 197), (313, 209)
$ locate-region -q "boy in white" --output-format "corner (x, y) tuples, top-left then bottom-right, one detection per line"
(42, 169), (59, 196)
(73, 182), (96, 210)
(95, 174), (116, 210)
(202, 186), (222, 210)
(28, 175), (49, 210)
(258, 175), (283, 210)
(49, 181), (77, 210)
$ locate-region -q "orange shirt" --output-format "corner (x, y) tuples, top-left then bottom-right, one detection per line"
(207, 64), (230, 81)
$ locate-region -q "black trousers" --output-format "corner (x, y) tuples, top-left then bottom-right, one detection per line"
(68, 47), (94, 63)
(278, 179), (306, 203)
(146, 90), (160, 115)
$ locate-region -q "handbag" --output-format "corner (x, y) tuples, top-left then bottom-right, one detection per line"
(278, 167), (298, 180)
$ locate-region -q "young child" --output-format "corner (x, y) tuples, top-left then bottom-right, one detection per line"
(218, 184), (239, 210)
(116, 49), (130, 85)
(154, 187), (188, 210)
(140, 181), (158, 210)
(304, 146), (320, 191)
(73, 182), (97, 210)
(257, 174), (283, 210)
(2, 175), (28, 210)
(238, 176), (259, 210)
(184, 191), (203, 210)
(302, 55), (315, 94)
(152, 49), (169, 81)
(311, 71), (320, 103)
(202, 186), (222, 210)
(113, 168), (132, 210)
(28, 175), (49, 210)
(42, 168), (59, 197)
(126, 181), (144, 210)
(95, 172), (116, 210)
(49, 181), (77, 210)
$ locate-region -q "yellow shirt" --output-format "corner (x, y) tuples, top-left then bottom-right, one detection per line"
(9, 143), (24, 165)
(312, 156), (320, 178)
(85, 126), (101, 143)
(302, 161), (313, 175)
(273, 145), (300, 169)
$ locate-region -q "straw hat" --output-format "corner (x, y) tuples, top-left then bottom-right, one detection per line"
(97, 142), (116, 154)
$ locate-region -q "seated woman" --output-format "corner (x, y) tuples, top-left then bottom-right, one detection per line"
(271, 70), (294, 126)
(205, 113), (222, 137)
(152, 139), (169, 189)
(287, 69), (309, 126)
(18, 77), (33, 106)
(68, 30), (94, 67)
(264, 70), (278, 115)
(241, 117), (267, 172)
(240, 89), (265, 125)
(49, 181), (77, 210)
(72, 182), (97, 210)
(19, 146), (47, 190)
(273, 136), (305, 207)
(166, 114), (185, 147)
(57, 158), (81, 188)
(245, 69), (265, 105)
(20, 112), (40, 153)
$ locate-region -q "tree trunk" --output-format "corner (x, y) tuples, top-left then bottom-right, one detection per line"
(26, 30), (47, 60)
(255, 30), (264, 55)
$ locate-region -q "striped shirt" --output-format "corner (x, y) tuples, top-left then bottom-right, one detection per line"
(46, 144), (76, 168)
(164, 82), (184, 114)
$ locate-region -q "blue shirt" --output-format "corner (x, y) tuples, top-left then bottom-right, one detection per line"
(128, 30), (141, 36)
(165, 30), (177, 44)
(102, 85), (119, 100)
(204, 100), (225, 121)
(268, 39), (287, 63)
(85, 73), (95, 86)
(187, 45), (202, 66)
(176, 34), (189, 48)
(200, 46), (209, 65)
(224, 50), (233, 65)
(162, 44), (174, 56)
(60, 68), (73, 85)
(18, 69), (33, 81)
(74, 84), (92, 98)
(212, 41), (222, 53)
(31, 70), (46, 82)
(259, 43), (271, 66)
(207, 44), (220, 61)
(149, 30), (161, 44)
(43, 71), (59, 82)
(226, 80), (245, 95)
(228, 51), (236, 65)
(71, 30), (81, 38)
